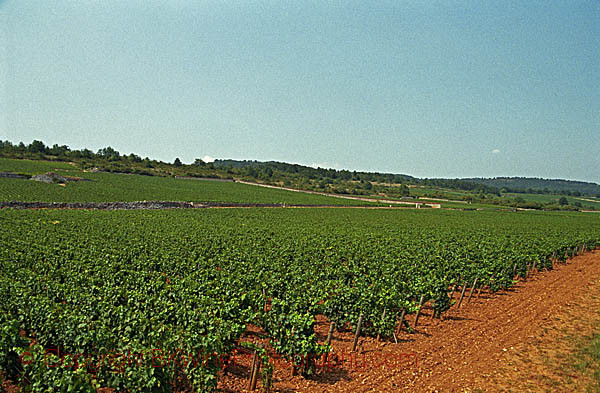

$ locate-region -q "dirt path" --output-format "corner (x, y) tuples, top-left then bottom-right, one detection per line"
(575, 197), (600, 204)
(219, 249), (600, 392)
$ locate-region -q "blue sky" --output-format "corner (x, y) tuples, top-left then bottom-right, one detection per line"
(1, 1), (598, 182)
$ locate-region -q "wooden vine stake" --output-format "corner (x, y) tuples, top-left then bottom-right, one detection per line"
(396, 308), (406, 335)
(321, 321), (336, 369)
(325, 321), (335, 347)
(414, 295), (426, 327)
(352, 313), (364, 352)
(456, 284), (467, 309)
(290, 327), (297, 376)
(249, 349), (260, 391)
(467, 277), (478, 304)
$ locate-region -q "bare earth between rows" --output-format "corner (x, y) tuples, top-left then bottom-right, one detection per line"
(218, 249), (600, 393)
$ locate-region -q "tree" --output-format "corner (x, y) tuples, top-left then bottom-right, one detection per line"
(399, 184), (410, 197)
(262, 167), (273, 178)
(246, 166), (258, 178)
(193, 158), (206, 167)
(0, 140), (14, 154)
(128, 153), (142, 163)
(173, 158), (183, 167)
(80, 149), (93, 159)
(28, 140), (48, 154)
(97, 146), (120, 161)
(558, 196), (569, 206)
(49, 144), (70, 156)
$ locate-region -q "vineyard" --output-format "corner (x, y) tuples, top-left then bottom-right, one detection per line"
(0, 159), (374, 206)
(1, 208), (599, 392)
(0, 159), (75, 175)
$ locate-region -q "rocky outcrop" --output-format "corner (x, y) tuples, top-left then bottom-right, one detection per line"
(28, 172), (93, 183)
(30, 172), (68, 184)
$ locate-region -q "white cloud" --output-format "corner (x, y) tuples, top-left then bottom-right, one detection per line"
(202, 155), (215, 163)
(491, 149), (501, 154)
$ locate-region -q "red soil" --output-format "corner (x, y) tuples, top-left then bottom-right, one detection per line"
(218, 249), (600, 392)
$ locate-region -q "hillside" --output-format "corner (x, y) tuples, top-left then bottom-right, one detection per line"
(215, 160), (600, 197)
(1, 140), (598, 211)
(0, 158), (384, 206)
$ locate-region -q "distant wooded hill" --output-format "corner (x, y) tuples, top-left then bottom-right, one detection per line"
(213, 159), (416, 183)
(461, 177), (600, 196)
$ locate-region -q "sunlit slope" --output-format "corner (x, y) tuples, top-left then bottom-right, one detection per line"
(0, 158), (376, 205)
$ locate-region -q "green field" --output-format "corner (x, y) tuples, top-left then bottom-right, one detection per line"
(407, 185), (475, 200)
(504, 192), (600, 209)
(409, 185), (600, 210)
(0, 158), (376, 205)
(1, 208), (598, 392)
(0, 158), (75, 175)
(404, 186), (508, 209)
(368, 193), (508, 210)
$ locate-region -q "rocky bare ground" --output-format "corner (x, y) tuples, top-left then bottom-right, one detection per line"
(0, 171), (30, 179)
(0, 201), (371, 210)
